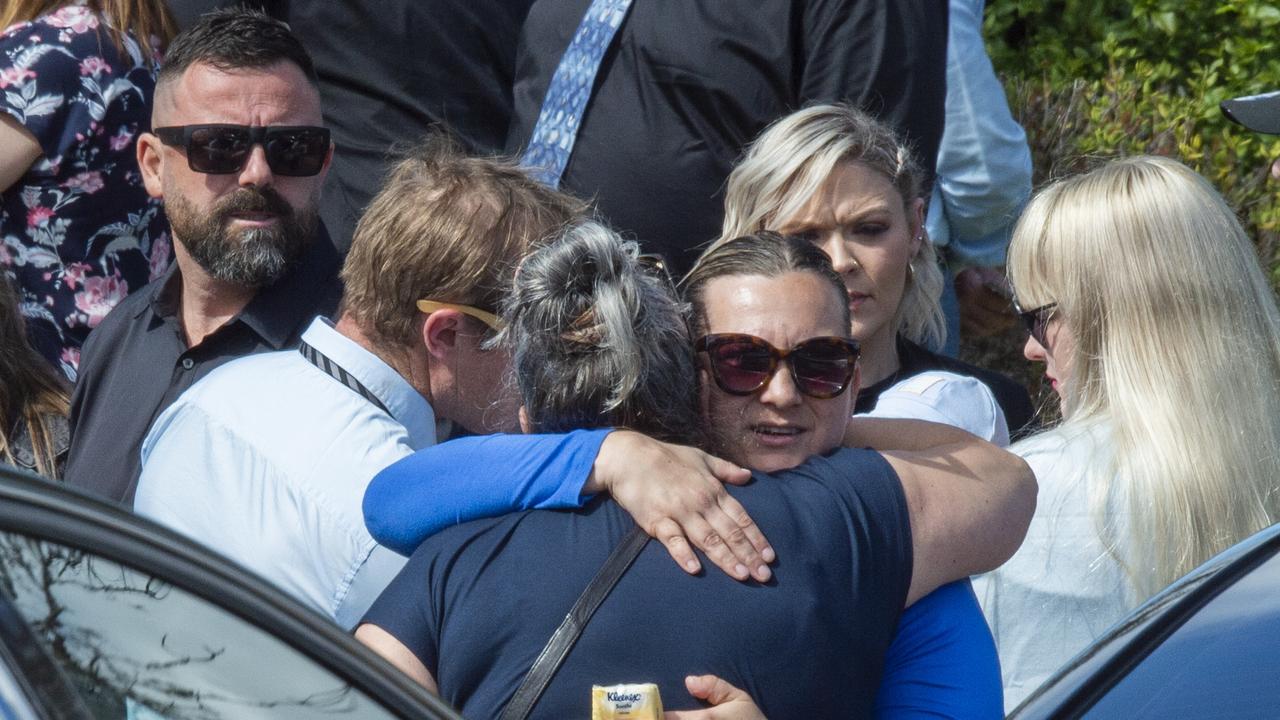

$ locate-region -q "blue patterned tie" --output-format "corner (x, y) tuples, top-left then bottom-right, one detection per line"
(521, 0), (635, 188)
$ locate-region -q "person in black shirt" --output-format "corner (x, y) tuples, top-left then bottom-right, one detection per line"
(64, 9), (341, 503)
(714, 104), (1034, 436)
(168, 0), (536, 251)
(507, 0), (947, 277)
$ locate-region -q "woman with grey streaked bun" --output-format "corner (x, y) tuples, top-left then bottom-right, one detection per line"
(503, 220), (702, 445)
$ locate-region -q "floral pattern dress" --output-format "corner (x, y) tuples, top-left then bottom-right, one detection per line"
(1, 6), (169, 380)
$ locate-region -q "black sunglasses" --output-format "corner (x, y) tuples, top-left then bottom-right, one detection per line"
(1013, 300), (1058, 346)
(695, 333), (860, 399)
(153, 124), (330, 177)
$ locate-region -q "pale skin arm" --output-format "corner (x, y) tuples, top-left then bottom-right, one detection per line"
(355, 623), (439, 693)
(583, 430), (775, 582)
(0, 113), (42, 192)
(844, 417), (1036, 605)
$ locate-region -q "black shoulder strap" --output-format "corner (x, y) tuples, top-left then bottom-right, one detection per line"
(499, 525), (649, 720)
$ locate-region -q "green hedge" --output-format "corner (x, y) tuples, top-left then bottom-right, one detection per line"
(958, 2), (1280, 414)
(985, 0), (1280, 282)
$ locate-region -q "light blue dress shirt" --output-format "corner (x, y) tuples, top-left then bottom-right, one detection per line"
(926, 0), (1034, 355)
(925, 0), (1034, 268)
(135, 317), (436, 629)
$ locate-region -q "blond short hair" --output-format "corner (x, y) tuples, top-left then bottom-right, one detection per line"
(340, 137), (584, 349)
(713, 103), (945, 349)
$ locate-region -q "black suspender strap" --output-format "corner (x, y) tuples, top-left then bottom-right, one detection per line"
(499, 525), (650, 720)
(298, 340), (392, 416)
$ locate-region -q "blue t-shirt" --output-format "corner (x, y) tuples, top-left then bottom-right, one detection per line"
(363, 447), (912, 719)
(876, 580), (1003, 718)
(364, 429), (607, 556)
(364, 430), (1003, 718)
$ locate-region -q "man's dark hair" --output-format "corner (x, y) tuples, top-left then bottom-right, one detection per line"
(157, 7), (317, 86)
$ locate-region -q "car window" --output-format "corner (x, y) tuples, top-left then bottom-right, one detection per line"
(1085, 549), (1280, 719)
(0, 532), (402, 719)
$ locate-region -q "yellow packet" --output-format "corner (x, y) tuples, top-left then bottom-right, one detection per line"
(591, 683), (664, 720)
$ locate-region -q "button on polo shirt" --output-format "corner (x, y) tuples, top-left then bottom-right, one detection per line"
(64, 232), (342, 505)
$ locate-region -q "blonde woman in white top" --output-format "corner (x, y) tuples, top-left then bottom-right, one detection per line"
(975, 155), (1280, 709)
(713, 102), (1034, 437)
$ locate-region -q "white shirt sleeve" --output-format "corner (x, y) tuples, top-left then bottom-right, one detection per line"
(861, 371), (1011, 446)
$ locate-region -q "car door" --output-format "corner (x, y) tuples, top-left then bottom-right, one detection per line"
(1012, 523), (1280, 719)
(0, 465), (462, 720)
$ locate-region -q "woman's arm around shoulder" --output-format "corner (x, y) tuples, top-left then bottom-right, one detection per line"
(362, 430), (772, 581)
(844, 417), (1036, 604)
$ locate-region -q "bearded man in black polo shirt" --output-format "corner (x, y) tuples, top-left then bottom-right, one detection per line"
(64, 9), (340, 503)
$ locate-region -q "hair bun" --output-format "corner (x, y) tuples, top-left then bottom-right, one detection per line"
(502, 220), (700, 442)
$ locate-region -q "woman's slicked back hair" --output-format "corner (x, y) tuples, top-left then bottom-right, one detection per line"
(683, 231), (851, 340)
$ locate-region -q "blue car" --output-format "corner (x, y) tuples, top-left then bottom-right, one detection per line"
(1010, 521), (1280, 719)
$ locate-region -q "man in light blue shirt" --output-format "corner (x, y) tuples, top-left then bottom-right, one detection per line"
(927, 0), (1034, 356)
(134, 140), (584, 628)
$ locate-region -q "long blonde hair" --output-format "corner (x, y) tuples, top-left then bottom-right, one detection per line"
(2, 0), (175, 65)
(1008, 155), (1280, 598)
(712, 103), (945, 350)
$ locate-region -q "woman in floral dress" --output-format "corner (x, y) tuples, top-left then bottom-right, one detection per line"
(0, 1), (175, 379)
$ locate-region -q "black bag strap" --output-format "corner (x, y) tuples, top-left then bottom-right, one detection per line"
(499, 525), (650, 720)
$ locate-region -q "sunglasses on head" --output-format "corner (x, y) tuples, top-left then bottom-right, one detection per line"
(1013, 299), (1058, 346)
(695, 333), (860, 399)
(153, 124), (330, 177)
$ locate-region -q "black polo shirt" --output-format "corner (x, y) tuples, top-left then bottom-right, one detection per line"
(64, 235), (342, 504)
(507, 0), (948, 277)
(167, 0), (535, 251)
